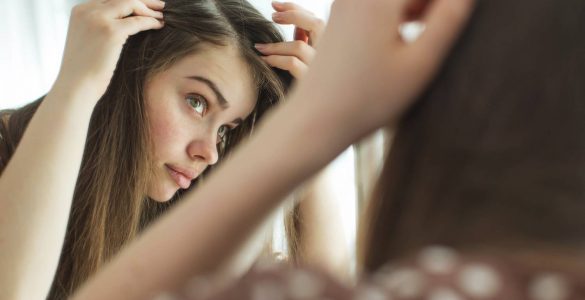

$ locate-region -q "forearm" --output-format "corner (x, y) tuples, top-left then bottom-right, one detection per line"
(211, 210), (277, 281)
(0, 84), (96, 299)
(296, 168), (351, 280)
(73, 81), (361, 300)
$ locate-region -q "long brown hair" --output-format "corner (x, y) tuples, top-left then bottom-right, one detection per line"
(360, 0), (585, 273)
(0, 0), (291, 298)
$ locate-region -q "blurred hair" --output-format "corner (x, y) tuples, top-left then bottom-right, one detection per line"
(360, 0), (585, 273)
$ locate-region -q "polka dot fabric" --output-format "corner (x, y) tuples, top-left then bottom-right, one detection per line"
(156, 247), (585, 300)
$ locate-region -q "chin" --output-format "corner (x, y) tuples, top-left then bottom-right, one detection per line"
(150, 196), (172, 203)
(148, 187), (177, 203)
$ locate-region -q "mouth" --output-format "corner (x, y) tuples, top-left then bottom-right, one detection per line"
(165, 164), (195, 189)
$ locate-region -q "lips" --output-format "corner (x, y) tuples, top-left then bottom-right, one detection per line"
(165, 164), (198, 189)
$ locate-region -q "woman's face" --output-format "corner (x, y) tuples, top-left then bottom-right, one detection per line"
(144, 44), (257, 202)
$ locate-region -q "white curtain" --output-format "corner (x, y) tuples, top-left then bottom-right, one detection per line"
(0, 0), (81, 110)
(250, 0), (332, 39)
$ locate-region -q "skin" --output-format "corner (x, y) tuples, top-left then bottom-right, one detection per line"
(144, 44), (257, 202)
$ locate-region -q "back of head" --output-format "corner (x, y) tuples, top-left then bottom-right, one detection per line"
(361, 0), (585, 272)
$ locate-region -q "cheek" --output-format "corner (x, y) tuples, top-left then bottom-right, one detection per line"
(149, 107), (186, 162)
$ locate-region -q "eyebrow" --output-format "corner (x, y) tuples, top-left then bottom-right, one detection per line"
(186, 76), (243, 126)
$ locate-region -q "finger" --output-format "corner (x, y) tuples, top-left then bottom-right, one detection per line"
(261, 55), (308, 79)
(254, 41), (316, 64)
(272, 10), (325, 44)
(118, 16), (165, 36)
(139, 0), (166, 11)
(271, 1), (314, 16)
(103, 0), (164, 20)
(413, 0), (475, 61)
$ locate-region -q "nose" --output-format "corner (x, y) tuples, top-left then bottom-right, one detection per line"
(186, 130), (219, 166)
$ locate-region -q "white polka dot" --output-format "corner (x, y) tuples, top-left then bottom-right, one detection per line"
(457, 263), (501, 298)
(286, 269), (325, 299)
(375, 267), (426, 298)
(418, 246), (459, 275)
(251, 280), (286, 300)
(353, 285), (389, 300)
(152, 292), (178, 300)
(428, 287), (463, 300)
(528, 273), (570, 300)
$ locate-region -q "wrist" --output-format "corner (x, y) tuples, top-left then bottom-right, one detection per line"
(49, 76), (104, 108)
(45, 80), (101, 116)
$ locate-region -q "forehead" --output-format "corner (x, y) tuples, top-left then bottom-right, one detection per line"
(162, 43), (257, 113)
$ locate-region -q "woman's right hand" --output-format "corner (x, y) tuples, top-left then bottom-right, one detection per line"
(54, 0), (165, 102)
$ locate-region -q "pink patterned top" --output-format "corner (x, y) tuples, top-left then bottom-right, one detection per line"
(156, 246), (585, 300)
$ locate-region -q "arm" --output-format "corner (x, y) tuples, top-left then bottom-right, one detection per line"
(210, 210), (277, 280)
(73, 78), (357, 300)
(74, 0), (474, 298)
(294, 165), (351, 280)
(0, 86), (97, 300)
(258, 3), (353, 276)
(0, 1), (164, 299)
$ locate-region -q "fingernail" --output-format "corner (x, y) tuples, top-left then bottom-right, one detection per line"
(160, 0), (166, 7)
(254, 44), (267, 50)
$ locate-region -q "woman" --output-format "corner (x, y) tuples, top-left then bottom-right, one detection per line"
(0, 0), (342, 299)
(128, 0), (585, 298)
(67, 0), (476, 298)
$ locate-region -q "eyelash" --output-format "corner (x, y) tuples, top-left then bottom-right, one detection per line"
(185, 94), (232, 144)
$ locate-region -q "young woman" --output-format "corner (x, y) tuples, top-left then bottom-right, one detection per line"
(0, 0), (346, 299)
(66, 0), (477, 299)
(96, 0), (585, 298)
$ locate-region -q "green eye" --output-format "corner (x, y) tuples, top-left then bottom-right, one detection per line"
(186, 95), (207, 115)
(217, 125), (229, 143)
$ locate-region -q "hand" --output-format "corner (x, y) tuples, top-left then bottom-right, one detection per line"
(297, 0), (475, 136)
(54, 0), (165, 101)
(254, 1), (326, 79)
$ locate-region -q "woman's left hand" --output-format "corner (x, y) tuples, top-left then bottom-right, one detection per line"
(254, 1), (326, 78)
